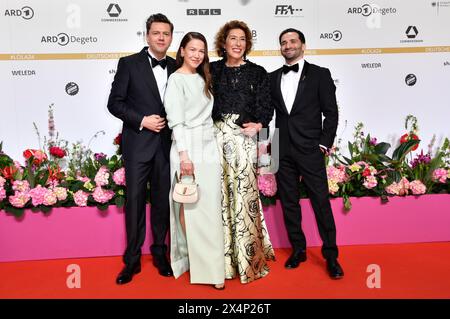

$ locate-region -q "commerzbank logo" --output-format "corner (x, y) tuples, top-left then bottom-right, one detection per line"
(400, 26), (423, 44)
(347, 4), (397, 16)
(102, 3), (128, 22)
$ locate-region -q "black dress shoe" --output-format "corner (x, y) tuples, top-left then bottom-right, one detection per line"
(152, 255), (173, 277)
(285, 249), (307, 269)
(326, 259), (344, 279)
(116, 263), (141, 285)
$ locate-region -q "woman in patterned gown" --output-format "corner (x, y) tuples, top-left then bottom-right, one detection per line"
(210, 20), (275, 284)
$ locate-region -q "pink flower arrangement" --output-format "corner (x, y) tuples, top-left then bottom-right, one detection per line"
(363, 175), (378, 189)
(43, 189), (57, 206)
(113, 167), (126, 186)
(257, 173), (277, 197)
(94, 166), (110, 186)
(432, 168), (448, 184)
(92, 186), (115, 204)
(327, 165), (348, 184)
(73, 190), (89, 207)
(28, 185), (47, 206)
(0, 176), (5, 188)
(53, 187), (68, 201)
(12, 180), (30, 193)
(8, 192), (31, 208)
(76, 175), (90, 183)
(0, 188), (6, 202)
(409, 180), (427, 195)
(385, 177), (410, 196)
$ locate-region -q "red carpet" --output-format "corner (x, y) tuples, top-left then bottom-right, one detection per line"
(1, 242), (449, 299)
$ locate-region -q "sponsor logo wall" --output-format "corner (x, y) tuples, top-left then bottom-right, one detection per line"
(1, 0), (449, 160)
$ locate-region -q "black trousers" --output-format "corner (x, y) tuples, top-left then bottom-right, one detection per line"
(123, 147), (171, 265)
(275, 146), (338, 260)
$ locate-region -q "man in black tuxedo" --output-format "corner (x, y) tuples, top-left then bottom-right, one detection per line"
(269, 28), (344, 279)
(107, 13), (176, 284)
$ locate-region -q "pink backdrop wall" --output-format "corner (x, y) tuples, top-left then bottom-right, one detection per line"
(1, 195), (449, 262)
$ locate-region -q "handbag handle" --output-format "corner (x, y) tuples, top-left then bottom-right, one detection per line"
(175, 171), (196, 183)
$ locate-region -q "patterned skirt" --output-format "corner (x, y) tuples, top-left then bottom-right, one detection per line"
(214, 114), (275, 284)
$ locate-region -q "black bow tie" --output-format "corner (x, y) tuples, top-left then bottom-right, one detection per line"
(282, 63), (299, 74)
(148, 53), (167, 69)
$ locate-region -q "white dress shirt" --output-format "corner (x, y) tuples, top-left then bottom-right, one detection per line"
(147, 49), (168, 101)
(140, 49), (168, 130)
(268, 59), (304, 140)
(268, 58), (328, 152)
(281, 58), (304, 114)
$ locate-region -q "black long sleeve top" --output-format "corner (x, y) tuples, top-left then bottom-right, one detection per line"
(210, 59), (274, 128)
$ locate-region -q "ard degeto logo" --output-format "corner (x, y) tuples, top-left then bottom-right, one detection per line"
(405, 74), (417, 86)
(41, 33), (98, 46)
(66, 82), (79, 96)
(186, 9), (221, 15)
(4, 6), (34, 19)
(274, 5), (304, 17)
(320, 30), (342, 41)
(347, 4), (396, 16)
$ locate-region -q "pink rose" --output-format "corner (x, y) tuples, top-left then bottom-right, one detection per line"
(8, 191), (30, 208)
(53, 187), (68, 201)
(113, 167), (126, 186)
(409, 180), (426, 195)
(94, 166), (110, 186)
(0, 176), (6, 188)
(74, 190), (89, 207)
(28, 185), (47, 206)
(363, 175), (378, 189)
(0, 188), (6, 202)
(43, 189), (57, 206)
(92, 186), (114, 204)
(257, 173), (277, 197)
(432, 168), (448, 184)
(12, 180), (30, 193)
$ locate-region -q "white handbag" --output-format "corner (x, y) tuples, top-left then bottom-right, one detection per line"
(172, 172), (199, 204)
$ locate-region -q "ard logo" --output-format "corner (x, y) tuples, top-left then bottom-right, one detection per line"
(4, 6), (34, 19)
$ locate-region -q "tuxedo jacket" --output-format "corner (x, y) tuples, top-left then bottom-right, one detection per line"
(107, 47), (176, 162)
(269, 61), (338, 158)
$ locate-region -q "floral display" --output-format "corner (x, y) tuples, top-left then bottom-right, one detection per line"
(0, 109), (448, 216)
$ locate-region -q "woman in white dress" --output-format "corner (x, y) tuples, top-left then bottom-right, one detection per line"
(164, 32), (225, 289)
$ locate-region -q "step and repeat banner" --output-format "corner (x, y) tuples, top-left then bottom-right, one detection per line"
(1, 0), (449, 160)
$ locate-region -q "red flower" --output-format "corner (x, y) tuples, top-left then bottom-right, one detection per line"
(362, 168), (371, 177)
(0, 166), (18, 180)
(114, 133), (122, 146)
(48, 166), (64, 182)
(23, 149), (47, 165)
(49, 146), (66, 158)
(400, 133), (419, 151)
